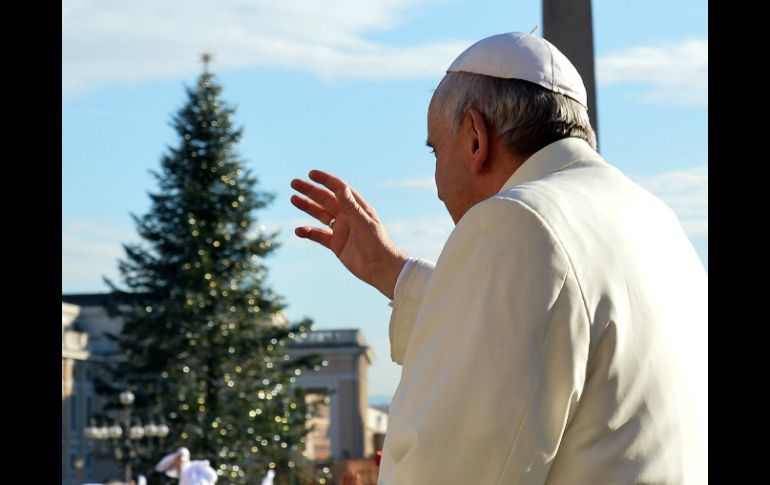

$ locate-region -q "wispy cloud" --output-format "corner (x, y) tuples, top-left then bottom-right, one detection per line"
(63, 0), (466, 96)
(630, 165), (708, 236)
(597, 38), (708, 106)
(385, 216), (454, 261)
(64, 1), (708, 106)
(62, 220), (138, 292)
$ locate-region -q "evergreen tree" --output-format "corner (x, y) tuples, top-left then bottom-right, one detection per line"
(99, 58), (326, 485)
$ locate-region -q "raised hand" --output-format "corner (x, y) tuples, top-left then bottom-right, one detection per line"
(290, 169), (408, 299)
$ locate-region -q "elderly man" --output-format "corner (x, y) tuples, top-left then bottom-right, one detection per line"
(291, 32), (707, 484)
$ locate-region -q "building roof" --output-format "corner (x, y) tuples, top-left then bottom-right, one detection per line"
(62, 292), (138, 307)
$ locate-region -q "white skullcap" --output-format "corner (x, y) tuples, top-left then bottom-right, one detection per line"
(155, 447), (190, 478)
(447, 32), (588, 109)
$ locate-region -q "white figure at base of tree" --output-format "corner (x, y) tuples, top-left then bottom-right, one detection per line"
(260, 469), (276, 485)
(155, 447), (218, 485)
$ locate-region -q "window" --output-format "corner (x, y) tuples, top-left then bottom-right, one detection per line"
(70, 395), (78, 430)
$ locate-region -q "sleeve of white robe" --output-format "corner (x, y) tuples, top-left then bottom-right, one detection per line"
(381, 197), (590, 485)
(389, 258), (435, 364)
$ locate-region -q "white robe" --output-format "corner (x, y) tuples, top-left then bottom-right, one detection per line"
(381, 138), (707, 484)
(178, 460), (218, 485)
(260, 469), (276, 485)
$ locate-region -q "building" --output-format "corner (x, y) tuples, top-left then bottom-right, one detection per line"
(61, 294), (386, 484)
(290, 329), (380, 460)
(62, 300), (119, 485)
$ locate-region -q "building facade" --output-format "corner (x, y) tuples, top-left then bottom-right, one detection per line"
(62, 294), (385, 483)
(290, 329), (378, 460)
(62, 300), (118, 485)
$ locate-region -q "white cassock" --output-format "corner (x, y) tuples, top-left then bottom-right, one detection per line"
(380, 138), (708, 484)
(178, 460), (218, 485)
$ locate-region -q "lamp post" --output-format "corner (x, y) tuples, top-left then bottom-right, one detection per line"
(84, 390), (170, 483)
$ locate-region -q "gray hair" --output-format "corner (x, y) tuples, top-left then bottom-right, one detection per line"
(432, 72), (597, 157)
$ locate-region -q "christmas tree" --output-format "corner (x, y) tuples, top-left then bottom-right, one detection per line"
(99, 55), (326, 485)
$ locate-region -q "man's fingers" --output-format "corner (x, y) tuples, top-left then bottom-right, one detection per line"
(308, 170), (352, 199)
(294, 226), (333, 249)
(290, 178), (340, 215)
(290, 195), (334, 226)
(308, 170), (364, 215)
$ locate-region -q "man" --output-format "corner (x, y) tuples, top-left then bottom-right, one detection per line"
(291, 32), (707, 484)
(155, 447), (218, 485)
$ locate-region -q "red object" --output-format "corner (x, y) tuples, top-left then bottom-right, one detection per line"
(374, 450), (382, 467)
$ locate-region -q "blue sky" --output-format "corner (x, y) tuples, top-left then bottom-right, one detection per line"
(62, 0), (707, 403)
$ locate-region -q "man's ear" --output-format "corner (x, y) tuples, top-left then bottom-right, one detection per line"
(465, 108), (489, 174)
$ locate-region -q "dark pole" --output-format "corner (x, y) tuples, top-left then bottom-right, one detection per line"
(84, 389), (169, 483)
(542, 0), (599, 148)
(122, 402), (132, 483)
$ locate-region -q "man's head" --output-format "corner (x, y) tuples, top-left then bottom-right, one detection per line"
(428, 32), (597, 222)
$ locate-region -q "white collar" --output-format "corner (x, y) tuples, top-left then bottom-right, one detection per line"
(499, 137), (603, 193)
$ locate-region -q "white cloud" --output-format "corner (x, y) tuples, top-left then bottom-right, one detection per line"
(631, 165), (708, 236)
(597, 38), (708, 106)
(64, 2), (709, 106)
(63, 0), (466, 96)
(62, 220), (138, 292)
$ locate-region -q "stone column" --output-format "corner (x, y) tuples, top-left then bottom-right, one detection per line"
(543, 0), (599, 147)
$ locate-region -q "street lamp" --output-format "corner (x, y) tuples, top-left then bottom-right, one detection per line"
(84, 390), (170, 483)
